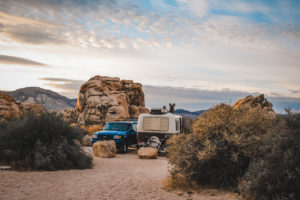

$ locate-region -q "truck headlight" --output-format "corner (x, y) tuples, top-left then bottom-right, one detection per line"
(114, 135), (122, 139)
(93, 134), (97, 139)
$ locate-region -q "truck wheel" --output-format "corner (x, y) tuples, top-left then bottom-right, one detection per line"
(119, 141), (128, 153)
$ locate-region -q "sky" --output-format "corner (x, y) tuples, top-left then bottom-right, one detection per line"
(0, 0), (300, 113)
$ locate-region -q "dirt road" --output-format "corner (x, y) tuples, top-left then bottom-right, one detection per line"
(0, 147), (237, 200)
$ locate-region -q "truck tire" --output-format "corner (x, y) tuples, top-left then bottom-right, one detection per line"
(119, 140), (128, 153)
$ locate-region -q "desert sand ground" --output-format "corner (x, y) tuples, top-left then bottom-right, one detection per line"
(0, 147), (237, 200)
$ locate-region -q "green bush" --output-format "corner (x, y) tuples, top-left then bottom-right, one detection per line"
(0, 113), (92, 170)
(167, 104), (274, 188)
(238, 112), (300, 200)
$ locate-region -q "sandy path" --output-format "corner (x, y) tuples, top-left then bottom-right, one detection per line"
(0, 147), (237, 200)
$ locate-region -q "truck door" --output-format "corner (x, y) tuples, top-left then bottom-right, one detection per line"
(128, 124), (137, 145)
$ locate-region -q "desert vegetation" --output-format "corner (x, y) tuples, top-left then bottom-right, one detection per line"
(167, 104), (300, 200)
(0, 113), (92, 170)
(81, 125), (103, 136)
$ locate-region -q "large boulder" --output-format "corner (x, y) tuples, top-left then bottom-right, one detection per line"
(59, 108), (77, 124)
(20, 102), (44, 116)
(76, 75), (149, 125)
(0, 93), (21, 122)
(138, 147), (158, 159)
(0, 93), (44, 122)
(233, 94), (275, 116)
(93, 140), (116, 158)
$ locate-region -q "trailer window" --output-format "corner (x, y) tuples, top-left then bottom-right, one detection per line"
(142, 117), (169, 131)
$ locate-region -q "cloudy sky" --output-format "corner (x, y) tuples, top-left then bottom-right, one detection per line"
(0, 0), (299, 112)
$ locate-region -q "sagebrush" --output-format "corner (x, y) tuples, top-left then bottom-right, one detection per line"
(238, 111), (300, 200)
(167, 104), (300, 200)
(0, 113), (92, 170)
(167, 104), (273, 188)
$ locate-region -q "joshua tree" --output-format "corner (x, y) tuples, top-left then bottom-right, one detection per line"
(169, 103), (176, 113)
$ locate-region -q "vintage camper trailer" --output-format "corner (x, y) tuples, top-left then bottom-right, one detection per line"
(137, 108), (183, 154)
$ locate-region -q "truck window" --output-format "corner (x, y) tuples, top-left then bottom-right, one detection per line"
(142, 117), (169, 131)
(103, 123), (130, 131)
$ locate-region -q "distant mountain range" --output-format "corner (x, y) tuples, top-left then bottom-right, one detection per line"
(1, 87), (207, 116)
(175, 109), (207, 119)
(1, 87), (77, 111)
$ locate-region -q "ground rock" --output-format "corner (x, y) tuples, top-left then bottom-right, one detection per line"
(93, 140), (116, 158)
(76, 75), (148, 125)
(82, 135), (92, 146)
(138, 147), (158, 159)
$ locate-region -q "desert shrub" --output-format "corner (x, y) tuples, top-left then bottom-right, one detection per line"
(0, 112), (92, 170)
(238, 112), (300, 200)
(167, 104), (274, 188)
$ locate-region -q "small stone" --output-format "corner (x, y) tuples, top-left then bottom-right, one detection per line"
(0, 166), (11, 170)
(82, 135), (92, 146)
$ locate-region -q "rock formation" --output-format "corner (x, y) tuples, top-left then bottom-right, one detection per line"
(0, 93), (44, 122)
(0, 93), (22, 122)
(59, 108), (77, 124)
(93, 140), (116, 158)
(233, 94), (275, 115)
(76, 76), (149, 125)
(20, 102), (44, 116)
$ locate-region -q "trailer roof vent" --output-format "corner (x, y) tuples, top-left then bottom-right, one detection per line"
(150, 108), (168, 115)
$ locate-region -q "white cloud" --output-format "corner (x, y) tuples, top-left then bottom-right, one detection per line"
(177, 0), (209, 18)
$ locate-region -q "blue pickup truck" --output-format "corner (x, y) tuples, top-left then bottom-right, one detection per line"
(92, 121), (138, 153)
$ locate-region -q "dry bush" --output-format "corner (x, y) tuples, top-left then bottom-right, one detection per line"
(81, 125), (103, 136)
(87, 125), (103, 135)
(238, 112), (300, 200)
(167, 104), (274, 188)
(0, 113), (92, 170)
(167, 103), (300, 199)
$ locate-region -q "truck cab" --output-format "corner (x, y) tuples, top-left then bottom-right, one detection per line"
(92, 121), (137, 153)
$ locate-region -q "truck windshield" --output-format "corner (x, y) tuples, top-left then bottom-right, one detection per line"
(103, 123), (130, 131)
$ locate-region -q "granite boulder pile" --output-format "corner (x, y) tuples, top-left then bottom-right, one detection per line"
(0, 93), (44, 122)
(233, 94), (275, 116)
(75, 76), (148, 125)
